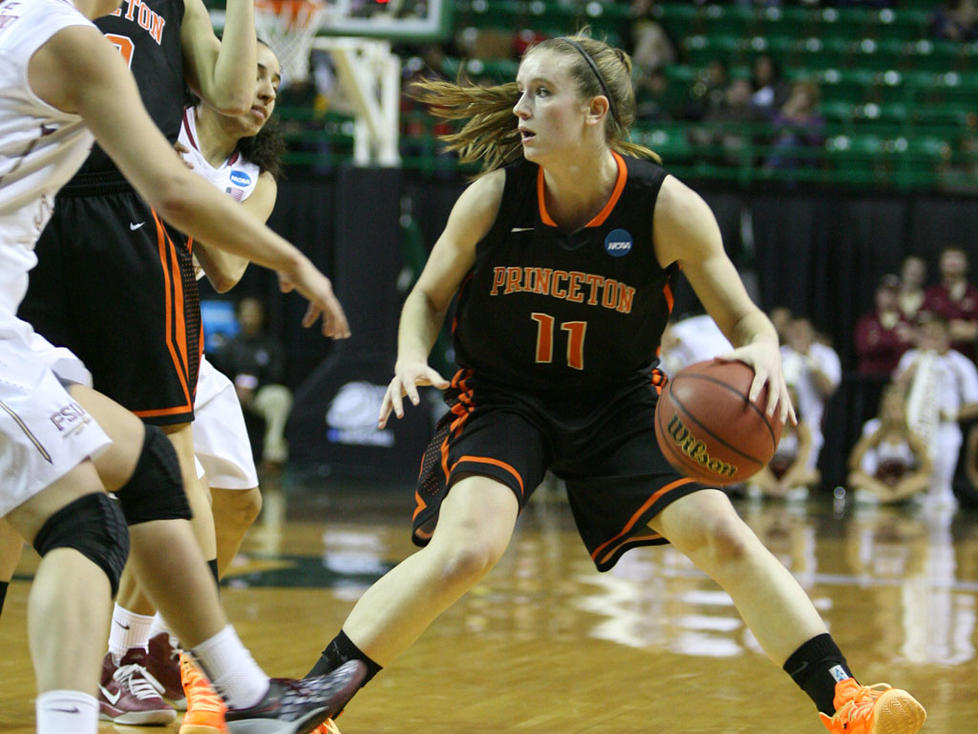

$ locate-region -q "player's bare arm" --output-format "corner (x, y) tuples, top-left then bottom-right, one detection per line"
(653, 175), (795, 423)
(182, 0), (256, 115)
(194, 172), (278, 292)
(30, 26), (348, 338)
(380, 170), (505, 426)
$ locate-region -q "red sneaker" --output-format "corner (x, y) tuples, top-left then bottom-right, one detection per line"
(146, 631), (186, 710)
(98, 648), (177, 726)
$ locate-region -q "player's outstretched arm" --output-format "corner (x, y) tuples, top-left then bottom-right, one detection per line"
(653, 175), (795, 424)
(378, 171), (505, 427)
(30, 25), (349, 339)
(182, 0), (256, 115)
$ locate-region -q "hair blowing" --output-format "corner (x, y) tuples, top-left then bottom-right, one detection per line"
(408, 33), (661, 173)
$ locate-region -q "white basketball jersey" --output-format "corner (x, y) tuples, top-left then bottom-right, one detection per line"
(178, 107), (261, 203)
(0, 0), (95, 314)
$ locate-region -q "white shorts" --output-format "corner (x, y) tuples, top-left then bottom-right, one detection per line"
(192, 356), (258, 490)
(0, 312), (110, 517)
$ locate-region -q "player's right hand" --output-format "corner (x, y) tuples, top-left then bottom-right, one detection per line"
(379, 361), (450, 428)
(277, 257), (351, 339)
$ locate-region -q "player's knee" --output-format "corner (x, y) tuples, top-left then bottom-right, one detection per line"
(218, 488), (263, 529)
(672, 494), (752, 564)
(436, 538), (504, 586)
(704, 514), (753, 564)
(116, 425), (192, 525)
(32, 493), (129, 597)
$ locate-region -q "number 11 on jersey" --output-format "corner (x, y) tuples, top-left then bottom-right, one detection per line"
(531, 313), (587, 370)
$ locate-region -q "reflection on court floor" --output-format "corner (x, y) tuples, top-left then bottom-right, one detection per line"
(2, 480), (977, 732)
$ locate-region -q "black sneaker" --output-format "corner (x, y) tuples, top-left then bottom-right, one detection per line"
(225, 660), (366, 734)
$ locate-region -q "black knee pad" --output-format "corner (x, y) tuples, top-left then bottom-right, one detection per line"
(116, 425), (192, 525)
(33, 493), (129, 596)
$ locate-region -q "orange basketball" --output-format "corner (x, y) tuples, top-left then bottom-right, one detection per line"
(654, 360), (783, 485)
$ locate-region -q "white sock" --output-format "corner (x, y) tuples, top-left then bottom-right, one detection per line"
(191, 625), (268, 710)
(107, 604), (154, 660)
(36, 690), (99, 734)
(147, 612), (174, 644)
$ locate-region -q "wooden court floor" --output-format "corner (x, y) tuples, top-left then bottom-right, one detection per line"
(2, 478), (977, 733)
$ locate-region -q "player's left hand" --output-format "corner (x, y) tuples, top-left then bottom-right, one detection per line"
(174, 141), (194, 169)
(717, 341), (797, 425)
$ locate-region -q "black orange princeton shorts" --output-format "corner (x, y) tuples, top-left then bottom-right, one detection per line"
(414, 368), (708, 571)
(20, 180), (200, 426)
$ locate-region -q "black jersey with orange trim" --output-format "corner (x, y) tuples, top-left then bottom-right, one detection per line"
(453, 153), (675, 393)
(71, 0), (185, 182)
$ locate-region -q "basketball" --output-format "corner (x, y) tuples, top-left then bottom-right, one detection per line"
(654, 360), (783, 485)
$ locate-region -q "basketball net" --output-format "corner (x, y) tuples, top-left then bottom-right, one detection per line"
(254, 0), (327, 85)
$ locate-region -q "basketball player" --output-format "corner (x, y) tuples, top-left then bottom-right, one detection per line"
(103, 40), (314, 731)
(0, 0), (361, 732)
(14, 0), (276, 722)
(303, 34), (926, 734)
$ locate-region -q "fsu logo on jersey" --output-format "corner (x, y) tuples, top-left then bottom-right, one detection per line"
(604, 228), (633, 257)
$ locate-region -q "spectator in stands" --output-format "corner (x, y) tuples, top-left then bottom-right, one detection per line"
(684, 59), (729, 122)
(930, 0), (978, 41)
(749, 53), (789, 116)
(213, 297), (294, 474)
(938, 112), (978, 194)
(896, 312), (978, 510)
(700, 78), (766, 166)
(748, 386), (820, 501)
(898, 255), (928, 323)
(781, 316), (842, 474)
(847, 385), (932, 505)
(659, 312), (733, 378)
(922, 246), (978, 362)
(635, 69), (677, 122)
(763, 79), (825, 173)
(854, 274), (914, 377)
(770, 306), (793, 345)
(628, 0), (676, 73)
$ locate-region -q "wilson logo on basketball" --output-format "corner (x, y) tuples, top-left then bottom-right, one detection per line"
(664, 415), (738, 479)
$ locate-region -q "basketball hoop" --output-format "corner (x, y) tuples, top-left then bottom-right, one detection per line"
(254, 0), (327, 85)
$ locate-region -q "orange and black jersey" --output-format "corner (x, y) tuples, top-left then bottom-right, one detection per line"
(70, 0), (185, 184)
(453, 153), (675, 394)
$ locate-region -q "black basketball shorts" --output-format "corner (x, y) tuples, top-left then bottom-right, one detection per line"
(19, 182), (200, 425)
(414, 368), (708, 571)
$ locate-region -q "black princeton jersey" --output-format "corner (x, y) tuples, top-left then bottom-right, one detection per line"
(453, 153), (677, 393)
(73, 0), (186, 180)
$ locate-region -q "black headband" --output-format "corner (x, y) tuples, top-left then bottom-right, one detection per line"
(561, 38), (618, 126)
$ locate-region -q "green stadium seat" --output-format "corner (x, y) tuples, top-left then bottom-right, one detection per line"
(821, 100), (854, 123)
(640, 127), (693, 162)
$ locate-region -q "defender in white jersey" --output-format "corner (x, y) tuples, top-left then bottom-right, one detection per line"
(0, 2), (360, 732)
(108, 46), (286, 719)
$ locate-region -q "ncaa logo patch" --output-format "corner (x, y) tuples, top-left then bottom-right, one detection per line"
(604, 228), (632, 257)
(229, 170), (252, 187)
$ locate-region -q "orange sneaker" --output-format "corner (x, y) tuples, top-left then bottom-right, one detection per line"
(311, 718), (342, 734)
(819, 678), (926, 734)
(178, 653), (228, 734)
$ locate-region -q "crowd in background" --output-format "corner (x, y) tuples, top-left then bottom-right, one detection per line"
(662, 246), (978, 514)
(230, 0), (978, 512)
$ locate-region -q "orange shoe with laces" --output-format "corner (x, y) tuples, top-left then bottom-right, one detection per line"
(819, 678), (926, 734)
(310, 718), (342, 734)
(178, 653), (228, 734)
